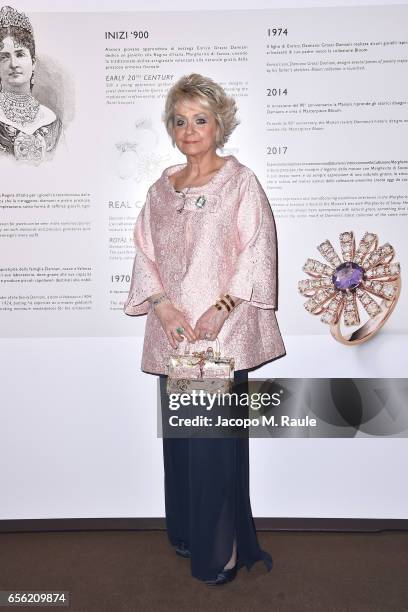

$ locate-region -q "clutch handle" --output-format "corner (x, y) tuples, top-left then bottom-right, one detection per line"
(176, 336), (221, 359)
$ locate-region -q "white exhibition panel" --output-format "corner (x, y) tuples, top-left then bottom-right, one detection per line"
(1, 0), (407, 520)
(1, 336), (407, 519)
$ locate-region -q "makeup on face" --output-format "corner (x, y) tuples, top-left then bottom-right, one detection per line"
(173, 100), (217, 148)
(174, 114), (209, 128)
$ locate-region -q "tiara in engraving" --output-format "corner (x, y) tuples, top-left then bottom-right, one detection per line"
(0, 5), (33, 35)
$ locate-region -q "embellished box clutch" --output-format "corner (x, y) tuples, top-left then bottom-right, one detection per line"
(166, 339), (235, 395)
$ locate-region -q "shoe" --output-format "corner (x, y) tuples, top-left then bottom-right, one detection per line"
(205, 563), (237, 586)
(175, 542), (191, 558)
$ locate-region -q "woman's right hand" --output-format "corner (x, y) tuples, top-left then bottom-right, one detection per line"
(154, 300), (196, 349)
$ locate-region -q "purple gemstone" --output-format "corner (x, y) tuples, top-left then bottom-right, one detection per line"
(332, 262), (364, 291)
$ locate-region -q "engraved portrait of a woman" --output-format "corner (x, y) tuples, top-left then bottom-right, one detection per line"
(0, 5), (62, 164)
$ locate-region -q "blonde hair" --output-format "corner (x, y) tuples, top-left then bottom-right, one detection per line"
(162, 73), (239, 149)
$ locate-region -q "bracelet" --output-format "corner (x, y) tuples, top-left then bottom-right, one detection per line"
(214, 294), (235, 313)
(219, 298), (231, 312)
(224, 294), (235, 308)
(150, 293), (169, 308)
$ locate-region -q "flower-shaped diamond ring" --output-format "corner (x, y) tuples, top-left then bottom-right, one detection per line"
(298, 232), (401, 345)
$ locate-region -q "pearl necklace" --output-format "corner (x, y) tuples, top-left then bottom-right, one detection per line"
(0, 90), (40, 126)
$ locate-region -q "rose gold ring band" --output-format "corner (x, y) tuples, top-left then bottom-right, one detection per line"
(330, 277), (401, 345)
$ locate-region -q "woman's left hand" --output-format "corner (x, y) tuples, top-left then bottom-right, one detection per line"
(194, 305), (229, 341)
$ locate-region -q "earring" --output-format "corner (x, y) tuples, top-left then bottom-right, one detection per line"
(30, 71), (35, 88)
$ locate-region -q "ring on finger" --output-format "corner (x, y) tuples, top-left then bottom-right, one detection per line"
(176, 326), (185, 335)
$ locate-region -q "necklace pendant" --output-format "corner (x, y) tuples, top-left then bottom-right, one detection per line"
(195, 195), (206, 208)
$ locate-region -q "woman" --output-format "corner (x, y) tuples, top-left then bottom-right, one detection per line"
(0, 5), (62, 164)
(124, 73), (286, 585)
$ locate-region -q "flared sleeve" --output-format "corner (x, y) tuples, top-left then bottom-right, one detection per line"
(227, 171), (278, 309)
(123, 188), (165, 316)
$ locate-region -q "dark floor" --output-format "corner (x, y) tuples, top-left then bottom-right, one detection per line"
(0, 530), (407, 612)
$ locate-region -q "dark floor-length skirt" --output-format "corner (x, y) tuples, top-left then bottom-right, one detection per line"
(159, 369), (273, 582)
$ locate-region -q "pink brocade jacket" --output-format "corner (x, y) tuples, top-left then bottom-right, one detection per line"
(123, 154), (286, 374)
